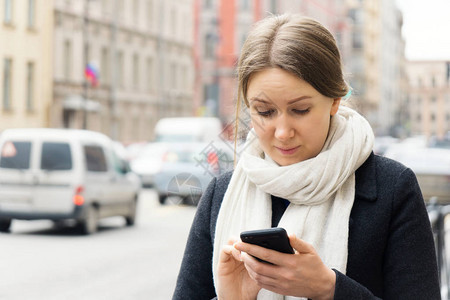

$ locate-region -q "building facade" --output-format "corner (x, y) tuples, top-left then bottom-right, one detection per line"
(405, 61), (450, 139)
(0, 0), (53, 130)
(194, 0), (350, 126)
(52, 0), (194, 143)
(345, 0), (405, 136)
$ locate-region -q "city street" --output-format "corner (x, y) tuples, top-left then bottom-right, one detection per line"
(0, 189), (197, 300)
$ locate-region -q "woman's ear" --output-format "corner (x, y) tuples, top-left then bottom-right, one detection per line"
(330, 98), (341, 116)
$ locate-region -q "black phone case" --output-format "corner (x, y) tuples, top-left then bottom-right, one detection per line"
(240, 227), (294, 262)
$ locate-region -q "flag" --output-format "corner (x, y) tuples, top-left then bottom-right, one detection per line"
(85, 63), (99, 87)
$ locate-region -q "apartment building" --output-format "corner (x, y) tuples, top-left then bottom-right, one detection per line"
(346, 0), (405, 135)
(405, 61), (450, 138)
(52, 0), (194, 143)
(0, 0), (53, 130)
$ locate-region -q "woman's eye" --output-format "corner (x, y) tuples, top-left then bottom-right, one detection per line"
(255, 109), (275, 117)
(293, 108), (310, 115)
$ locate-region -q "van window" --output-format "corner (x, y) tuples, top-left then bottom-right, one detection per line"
(41, 142), (72, 171)
(0, 141), (32, 169)
(84, 145), (107, 172)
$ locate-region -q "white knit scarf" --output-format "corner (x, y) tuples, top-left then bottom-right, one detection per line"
(212, 106), (374, 300)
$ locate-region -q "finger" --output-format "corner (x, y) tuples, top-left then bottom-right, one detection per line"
(227, 237), (239, 245)
(219, 245), (236, 263)
(241, 253), (280, 285)
(235, 242), (291, 266)
(240, 252), (278, 280)
(289, 234), (315, 254)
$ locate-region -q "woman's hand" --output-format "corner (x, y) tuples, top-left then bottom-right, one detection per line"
(217, 239), (261, 300)
(234, 235), (336, 300)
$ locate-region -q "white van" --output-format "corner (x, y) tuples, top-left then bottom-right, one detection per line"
(0, 128), (141, 234)
(154, 117), (223, 143)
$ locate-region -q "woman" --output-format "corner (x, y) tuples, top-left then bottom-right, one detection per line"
(173, 14), (440, 299)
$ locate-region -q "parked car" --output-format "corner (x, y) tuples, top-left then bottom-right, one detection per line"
(0, 128), (141, 234)
(129, 142), (170, 187)
(153, 141), (234, 205)
(385, 147), (450, 204)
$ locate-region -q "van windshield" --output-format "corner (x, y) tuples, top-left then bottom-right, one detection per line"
(0, 141), (32, 169)
(41, 142), (72, 171)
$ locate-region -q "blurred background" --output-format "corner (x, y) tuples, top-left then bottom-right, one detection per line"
(0, 0), (449, 299)
(0, 0), (448, 140)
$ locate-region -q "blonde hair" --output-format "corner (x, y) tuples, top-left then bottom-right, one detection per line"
(233, 14), (348, 163)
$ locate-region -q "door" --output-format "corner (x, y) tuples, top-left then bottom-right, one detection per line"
(0, 140), (35, 213)
(33, 141), (75, 214)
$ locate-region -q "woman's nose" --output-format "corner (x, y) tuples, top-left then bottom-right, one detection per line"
(274, 116), (294, 141)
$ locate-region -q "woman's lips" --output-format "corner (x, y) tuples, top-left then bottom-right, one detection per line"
(275, 146), (300, 155)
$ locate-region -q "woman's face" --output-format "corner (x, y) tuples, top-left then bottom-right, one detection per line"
(247, 68), (340, 166)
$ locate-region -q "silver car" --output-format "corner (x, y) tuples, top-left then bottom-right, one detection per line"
(153, 141), (234, 205)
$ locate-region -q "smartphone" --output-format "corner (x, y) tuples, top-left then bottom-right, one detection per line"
(240, 227), (294, 263)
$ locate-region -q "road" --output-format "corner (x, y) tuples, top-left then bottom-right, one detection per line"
(0, 189), (197, 300)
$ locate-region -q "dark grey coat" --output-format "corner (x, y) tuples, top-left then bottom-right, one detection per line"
(173, 153), (440, 299)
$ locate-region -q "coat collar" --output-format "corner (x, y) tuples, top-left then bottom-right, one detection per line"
(355, 152), (377, 202)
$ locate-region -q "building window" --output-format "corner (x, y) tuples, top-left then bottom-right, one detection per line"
(26, 62), (34, 111)
(4, 0), (12, 24)
(101, 0), (109, 15)
(204, 33), (216, 59)
(133, 0), (139, 24)
(170, 63), (177, 90)
(241, 0), (251, 10)
(63, 40), (72, 80)
(147, 0), (153, 29)
(146, 57), (154, 92)
(133, 53), (140, 89)
(182, 65), (188, 90)
(204, 0), (213, 9)
(3, 58), (12, 110)
(270, 0), (277, 13)
(27, 0), (35, 28)
(117, 51), (124, 88)
(118, 0), (124, 19)
(101, 47), (109, 85)
(170, 8), (176, 36)
(352, 31), (363, 49)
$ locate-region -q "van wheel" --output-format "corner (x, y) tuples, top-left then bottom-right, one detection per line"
(125, 198), (137, 226)
(80, 205), (98, 235)
(0, 219), (12, 232)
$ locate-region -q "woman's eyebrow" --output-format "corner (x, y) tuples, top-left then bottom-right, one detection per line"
(249, 98), (271, 104)
(249, 95), (312, 104)
(287, 96), (312, 104)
